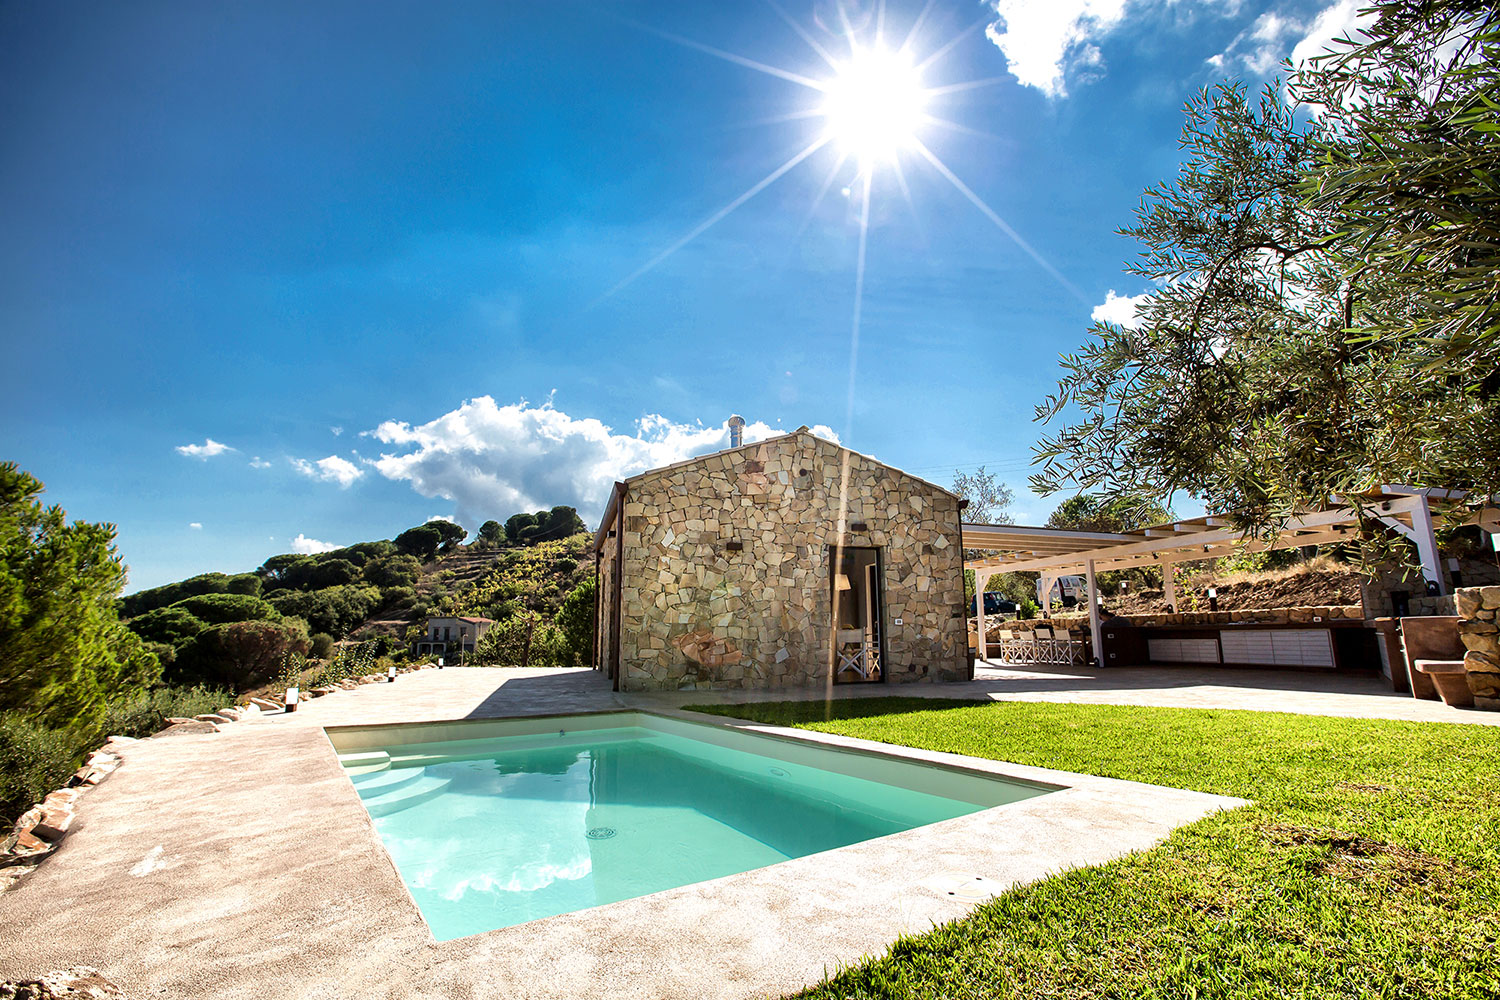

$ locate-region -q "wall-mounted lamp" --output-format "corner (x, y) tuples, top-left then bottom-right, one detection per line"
(835, 573), (853, 591)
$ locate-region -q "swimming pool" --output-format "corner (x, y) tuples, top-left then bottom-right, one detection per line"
(331, 712), (1053, 941)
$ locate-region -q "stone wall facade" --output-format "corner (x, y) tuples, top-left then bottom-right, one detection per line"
(1457, 586), (1500, 711)
(597, 430), (968, 692)
(1361, 557), (1500, 618)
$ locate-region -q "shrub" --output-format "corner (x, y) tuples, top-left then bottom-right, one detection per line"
(309, 633), (335, 659)
(96, 685), (233, 740)
(306, 558), (360, 589)
(475, 613), (570, 667)
(224, 574), (263, 597)
(381, 586), (416, 609)
(0, 715), (87, 826)
(172, 593), (280, 625)
(556, 577), (595, 665)
(364, 555), (421, 590)
(119, 571), (260, 618)
(309, 641), (381, 686)
(127, 605), (208, 649)
(267, 584), (381, 636)
(171, 619), (311, 690)
(144, 641), (176, 668)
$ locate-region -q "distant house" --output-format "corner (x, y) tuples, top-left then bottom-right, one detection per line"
(412, 616), (494, 657)
(592, 426), (970, 692)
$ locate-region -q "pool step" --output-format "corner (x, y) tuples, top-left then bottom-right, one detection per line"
(339, 751), (390, 776)
(351, 766), (427, 797)
(361, 774), (452, 818)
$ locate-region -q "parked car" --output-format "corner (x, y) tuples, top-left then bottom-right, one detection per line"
(971, 592), (1018, 618)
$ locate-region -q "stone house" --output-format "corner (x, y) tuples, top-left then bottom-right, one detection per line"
(592, 426), (970, 692)
(412, 616), (494, 657)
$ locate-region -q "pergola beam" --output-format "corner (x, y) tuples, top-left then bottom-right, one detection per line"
(965, 497), (1427, 576)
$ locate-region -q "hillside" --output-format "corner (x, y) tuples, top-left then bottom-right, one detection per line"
(356, 534), (592, 641)
(1094, 558), (1364, 616)
(117, 506), (595, 693)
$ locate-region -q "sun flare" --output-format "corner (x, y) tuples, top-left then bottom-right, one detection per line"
(819, 45), (927, 164)
(608, 4), (1081, 310)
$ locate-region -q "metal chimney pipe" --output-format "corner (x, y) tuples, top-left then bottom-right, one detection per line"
(728, 414), (745, 449)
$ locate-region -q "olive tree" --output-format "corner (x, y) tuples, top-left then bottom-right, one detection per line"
(1032, 3), (1498, 542)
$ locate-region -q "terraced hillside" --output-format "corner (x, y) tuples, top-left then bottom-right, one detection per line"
(355, 533), (593, 643)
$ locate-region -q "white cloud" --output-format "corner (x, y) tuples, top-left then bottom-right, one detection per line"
(290, 455), (364, 488)
(1092, 289), (1150, 329)
(1289, 0), (1373, 70)
(290, 533), (341, 555)
(425, 514), (458, 524)
(984, 0), (1374, 96)
(985, 0), (1130, 97)
(1211, 0), (1375, 78)
(249, 456), (272, 469)
(189, 522), (203, 530)
(175, 438), (234, 460)
(331, 426), (344, 437)
(368, 397), (839, 526)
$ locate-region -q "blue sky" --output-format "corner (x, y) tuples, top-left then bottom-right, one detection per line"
(0, 0), (1367, 591)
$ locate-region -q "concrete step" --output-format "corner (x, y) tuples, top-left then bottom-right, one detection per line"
(351, 766), (426, 796)
(339, 750), (390, 776)
(360, 774), (452, 818)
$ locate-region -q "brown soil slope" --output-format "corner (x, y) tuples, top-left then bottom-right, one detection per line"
(1106, 564), (1364, 616)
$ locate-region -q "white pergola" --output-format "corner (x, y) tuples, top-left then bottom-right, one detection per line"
(962, 487), (1499, 665)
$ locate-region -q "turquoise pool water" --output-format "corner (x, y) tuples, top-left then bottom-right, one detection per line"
(343, 720), (1045, 940)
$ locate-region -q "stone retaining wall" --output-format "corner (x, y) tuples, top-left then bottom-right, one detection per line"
(1362, 557), (1500, 618)
(1000, 606), (1363, 633)
(1457, 586), (1500, 711)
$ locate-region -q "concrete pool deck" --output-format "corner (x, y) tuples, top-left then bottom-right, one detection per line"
(1, 663), (1487, 998)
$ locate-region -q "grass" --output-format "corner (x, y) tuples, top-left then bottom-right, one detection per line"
(684, 698), (1500, 999)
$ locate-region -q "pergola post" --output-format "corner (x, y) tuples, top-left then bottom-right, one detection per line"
(974, 569), (992, 661)
(1086, 558), (1102, 668)
(1040, 573), (1054, 617)
(1409, 494), (1447, 595)
(1162, 564), (1177, 612)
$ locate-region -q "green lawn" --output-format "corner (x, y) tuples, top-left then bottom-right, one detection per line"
(684, 698), (1500, 999)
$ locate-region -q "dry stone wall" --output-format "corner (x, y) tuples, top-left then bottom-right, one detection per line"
(1362, 557), (1500, 618)
(612, 431), (967, 691)
(1002, 606), (1362, 632)
(1457, 586), (1500, 711)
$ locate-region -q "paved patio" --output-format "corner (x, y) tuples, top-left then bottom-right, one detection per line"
(1, 663), (1489, 999)
(647, 660), (1500, 725)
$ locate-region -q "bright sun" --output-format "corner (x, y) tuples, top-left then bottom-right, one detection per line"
(820, 45), (928, 164)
